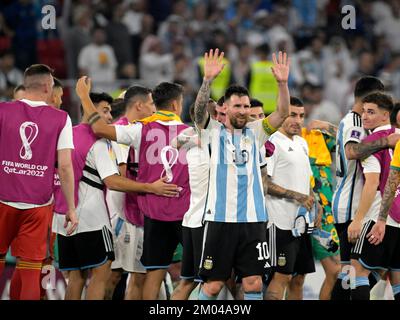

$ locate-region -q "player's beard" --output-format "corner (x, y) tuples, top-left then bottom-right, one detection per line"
(230, 114), (248, 129)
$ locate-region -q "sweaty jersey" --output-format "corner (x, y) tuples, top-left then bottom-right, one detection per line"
(204, 118), (270, 223)
(332, 111), (366, 224)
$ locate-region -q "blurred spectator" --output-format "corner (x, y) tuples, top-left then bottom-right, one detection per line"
(232, 43), (253, 86)
(0, 13), (13, 52)
(304, 83), (341, 125)
(158, 14), (186, 53)
(139, 35), (174, 87)
(2, 0), (38, 70)
(122, 0), (152, 65)
(64, 4), (92, 79)
(106, 4), (135, 79)
(356, 50), (377, 76)
(248, 43), (278, 114)
(78, 27), (117, 93)
(379, 52), (400, 100)
(373, 0), (400, 53)
(0, 50), (23, 101)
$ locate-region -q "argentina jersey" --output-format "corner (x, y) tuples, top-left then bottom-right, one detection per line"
(204, 118), (268, 223)
(332, 111), (366, 224)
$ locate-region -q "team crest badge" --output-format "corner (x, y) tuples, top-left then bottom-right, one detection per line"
(203, 257), (213, 270)
(278, 255), (286, 267)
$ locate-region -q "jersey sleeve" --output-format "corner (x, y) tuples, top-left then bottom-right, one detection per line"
(115, 122), (142, 149)
(247, 116), (277, 147)
(265, 139), (279, 177)
(343, 120), (364, 145)
(57, 115), (74, 150)
(390, 141), (400, 171)
(93, 140), (119, 180)
(362, 155), (381, 174)
(111, 141), (129, 165)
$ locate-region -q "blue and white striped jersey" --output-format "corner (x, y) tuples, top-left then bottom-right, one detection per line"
(204, 118), (269, 223)
(332, 111), (366, 224)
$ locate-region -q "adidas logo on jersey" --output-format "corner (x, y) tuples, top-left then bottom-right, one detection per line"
(288, 147), (294, 152)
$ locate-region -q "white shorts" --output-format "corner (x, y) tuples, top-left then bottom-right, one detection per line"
(111, 216), (146, 273)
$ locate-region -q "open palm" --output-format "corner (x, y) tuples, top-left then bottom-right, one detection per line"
(203, 48), (225, 81)
(271, 51), (290, 83)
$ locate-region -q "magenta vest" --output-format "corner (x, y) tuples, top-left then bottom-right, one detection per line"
(362, 127), (395, 194)
(137, 121), (190, 221)
(54, 123), (98, 213)
(362, 127), (400, 222)
(0, 100), (67, 204)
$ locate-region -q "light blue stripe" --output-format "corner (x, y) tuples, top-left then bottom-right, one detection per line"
(215, 128), (228, 221)
(370, 270), (381, 282)
(144, 264), (171, 270)
(338, 272), (347, 280)
(115, 217), (124, 237)
(233, 130), (248, 222)
(333, 121), (346, 223)
(244, 292), (263, 300)
(355, 276), (369, 287)
(249, 129), (266, 222)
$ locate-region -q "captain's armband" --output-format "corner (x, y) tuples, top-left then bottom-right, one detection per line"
(262, 116), (278, 135)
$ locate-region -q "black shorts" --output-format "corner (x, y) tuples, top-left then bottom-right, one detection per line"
(57, 226), (114, 271)
(181, 226), (204, 281)
(141, 216), (182, 269)
(351, 220), (400, 270)
(199, 221), (270, 281)
(335, 221), (352, 264)
(267, 224), (315, 275)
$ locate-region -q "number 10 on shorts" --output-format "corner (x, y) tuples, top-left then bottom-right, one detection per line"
(256, 242), (269, 260)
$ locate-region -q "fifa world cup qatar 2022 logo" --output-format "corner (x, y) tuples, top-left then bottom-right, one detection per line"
(19, 122), (39, 160)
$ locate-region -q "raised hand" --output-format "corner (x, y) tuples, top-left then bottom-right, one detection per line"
(75, 76), (91, 99)
(203, 48), (225, 82)
(271, 51), (290, 84)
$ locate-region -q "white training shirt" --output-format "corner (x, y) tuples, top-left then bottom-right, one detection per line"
(204, 118), (269, 223)
(265, 131), (312, 230)
(53, 139), (119, 236)
(332, 111), (366, 224)
(1, 99), (74, 209)
(179, 127), (210, 228)
(106, 141), (129, 221)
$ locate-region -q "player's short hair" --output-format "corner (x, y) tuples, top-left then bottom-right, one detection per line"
(390, 101), (400, 126)
(189, 103), (195, 122)
(124, 85), (152, 107)
(90, 92), (113, 105)
(152, 82), (183, 110)
(362, 92), (394, 112)
(13, 84), (25, 93)
(53, 77), (63, 89)
(224, 85), (249, 102)
(24, 64), (54, 78)
(217, 96), (225, 106)
(354, 76), (384, 99)
(111, 98), (126, 120)
(290, 96), (304, 107)
(80, 92), (113, 116)
(250, 98), (263, 108)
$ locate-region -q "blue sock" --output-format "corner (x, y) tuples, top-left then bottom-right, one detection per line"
(198, 287), (217, 300)
(244, 291), (263, 300)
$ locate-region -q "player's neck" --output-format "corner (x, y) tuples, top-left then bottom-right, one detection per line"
(23, 92), (47, 103)
(279, 128), (295, 140)
(352, 100), (363, 115)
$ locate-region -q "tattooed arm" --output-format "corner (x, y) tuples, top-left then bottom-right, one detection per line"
(307, 119), (337, 137)
(262, 169), (314, 211)
(194, 49), (225, 129)
(345, 133), (400, 160)
(367, 168), (400, 245)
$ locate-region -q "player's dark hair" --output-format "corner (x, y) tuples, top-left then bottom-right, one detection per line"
(390, 102), (400, 126)
(290, 96), (304, 107)
(152, 82), (183, 110)
(124, 85), (152, 107)
(217, 96), (225, 106)
(362, 92), (394, 112)
(53, 77), (63, 88)
(354, 76), (384, 99)
(224, 85), (249, 101)
(250, 98), (263, 108)
(24, 64), (54, 78)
